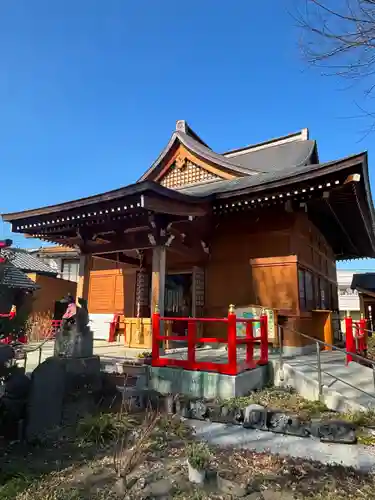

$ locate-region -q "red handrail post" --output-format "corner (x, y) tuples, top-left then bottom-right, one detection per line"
(345, 313), (354, 364)
(227, 305), (237, 374)
(245, 321), (254, 365)
(359, 315), (367, 355)
(187, 320), (196, 368)
(259, 311), (268, 365)
(152, 307), (161, 365)
(108, 314), (119, 343)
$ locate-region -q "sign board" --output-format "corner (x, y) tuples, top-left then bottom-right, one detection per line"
(234, 305), (277, 342)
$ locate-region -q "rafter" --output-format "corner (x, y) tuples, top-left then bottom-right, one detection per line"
(82, 229), (156, 254)
(95, 252), (140, 267)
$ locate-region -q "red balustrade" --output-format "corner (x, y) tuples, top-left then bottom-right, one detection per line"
(151, 306), (269, 375)
(345, 314), (367, 364)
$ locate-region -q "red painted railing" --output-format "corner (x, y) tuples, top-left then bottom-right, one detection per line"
(151, 306), (269, 375)
(345, 315), (367, 364)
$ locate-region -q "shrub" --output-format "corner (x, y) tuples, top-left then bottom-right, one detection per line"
(187, 442), (211, 470)
(137, 351), (152, 359)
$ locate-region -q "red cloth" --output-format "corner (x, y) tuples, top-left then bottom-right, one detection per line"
(63, 303), (76, 319)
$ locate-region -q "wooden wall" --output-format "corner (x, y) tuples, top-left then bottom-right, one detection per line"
(205, 211), (294, 318)
(204, 209), (339, 346)
(27, 274), (77, 315)
(88, 258), (136, 315)
(291, 211), (337, 289)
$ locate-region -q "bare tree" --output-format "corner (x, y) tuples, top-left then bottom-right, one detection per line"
(296, 1), (375, 96)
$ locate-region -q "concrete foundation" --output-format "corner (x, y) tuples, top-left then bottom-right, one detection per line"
(148, 365), (270, 400)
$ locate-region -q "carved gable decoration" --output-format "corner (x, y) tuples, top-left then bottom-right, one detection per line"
(159, 158), (221, 189)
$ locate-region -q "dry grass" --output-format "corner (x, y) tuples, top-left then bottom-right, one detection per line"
(5, 439), (375, 500)
(224, 386), (331, 420)
(25, 312), (54, 342)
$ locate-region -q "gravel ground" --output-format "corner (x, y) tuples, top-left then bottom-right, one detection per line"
(188, 419), (375, 472)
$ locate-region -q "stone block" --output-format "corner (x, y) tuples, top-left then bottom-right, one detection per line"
(26, 355), (101, 441)
(267, 411), (290, 434)
(243, 404), (267, 430)
(221, 405), (244, 425)
(175, 396), (192, 418)
(190, 399), (208, 420)
(318, 420), (357, 444)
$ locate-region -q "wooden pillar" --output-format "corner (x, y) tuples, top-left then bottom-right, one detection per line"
(76, 254), (92, 305)
(151, 246), (166, 317)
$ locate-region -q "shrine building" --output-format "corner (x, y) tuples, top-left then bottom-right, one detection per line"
(3, 120), (375, 354)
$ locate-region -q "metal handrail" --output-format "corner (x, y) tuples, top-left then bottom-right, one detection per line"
(22, 334), (55, 369)
(278, 325), (375, 401)
(282, 326), (375, 367)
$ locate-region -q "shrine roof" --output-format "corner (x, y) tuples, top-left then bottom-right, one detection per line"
(223, 139), (317, 174)
(2, 122), (375, 260)
(139, 120), (317, 181)
(180, 153), (367, 197)
(1, 180), (206, 221)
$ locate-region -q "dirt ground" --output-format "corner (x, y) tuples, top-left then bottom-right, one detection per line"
(1, 408), (375, 500)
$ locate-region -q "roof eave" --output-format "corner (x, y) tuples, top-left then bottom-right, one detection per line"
(215, 153), (367, 200)
(1, 180), (211, 222)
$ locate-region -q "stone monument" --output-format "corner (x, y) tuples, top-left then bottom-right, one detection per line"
(26, 296), (101, 441)
(54, 296), (93, 358)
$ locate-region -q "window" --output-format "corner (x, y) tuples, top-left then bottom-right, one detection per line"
(320, 278), (329, 309)
(298, 269), (306, 311)
(314, 275), (320, 309)
(61, 259), (79, 283)
(305, 271), (314, 310)
(331, 283), (339, 311)
(299, 268), (316, 312)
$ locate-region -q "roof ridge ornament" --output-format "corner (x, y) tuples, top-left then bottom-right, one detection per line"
(176, 120), (187, 133)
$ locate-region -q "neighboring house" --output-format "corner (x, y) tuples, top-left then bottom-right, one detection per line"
(4, 248), (77, 316)
(28, 246), (80, 283)
(0, 256), (39, 316)
(337, 270), (364, 332)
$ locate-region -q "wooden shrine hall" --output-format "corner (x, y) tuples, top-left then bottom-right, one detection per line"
(3, 120), (375, 354)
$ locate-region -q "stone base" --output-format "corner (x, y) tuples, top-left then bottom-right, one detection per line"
(148, 365), (270, 400)
(26, 356), (101, 441)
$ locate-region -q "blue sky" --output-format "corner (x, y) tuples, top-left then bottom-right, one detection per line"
(0, 0), (373, 270)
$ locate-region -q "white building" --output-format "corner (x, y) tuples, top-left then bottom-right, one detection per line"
(337, 270), (361, 332)
(27, 246), (80, 283)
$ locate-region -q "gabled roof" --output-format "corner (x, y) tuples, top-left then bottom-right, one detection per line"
(1, 248), (57, 276)
(139, 121), (317, 182)
(138, 134), (255, 182)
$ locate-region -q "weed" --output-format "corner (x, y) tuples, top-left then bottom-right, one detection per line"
(0, 473), (35, 499)
(77, 412), (137, 446)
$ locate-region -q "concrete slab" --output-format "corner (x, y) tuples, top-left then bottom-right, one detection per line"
(274, 351), (375, 411)
(189, 419), (375, 472)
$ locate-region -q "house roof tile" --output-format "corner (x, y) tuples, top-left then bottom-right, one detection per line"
(0, 264), (39, 290)
(2, 249), (57, 276)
